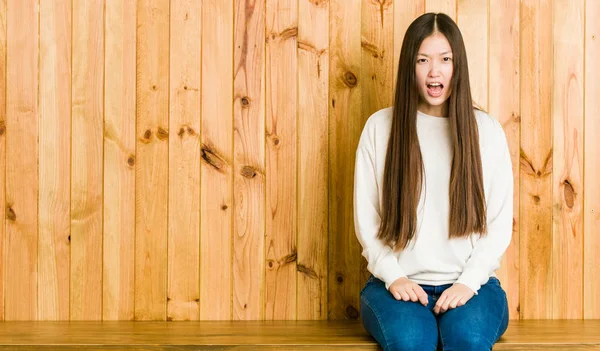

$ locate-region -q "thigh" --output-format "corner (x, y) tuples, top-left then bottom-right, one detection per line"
(360, 276), (438, 351)
(437, 277), (509, 351)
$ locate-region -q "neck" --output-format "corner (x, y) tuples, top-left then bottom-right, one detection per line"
(417, 101), (449, 117)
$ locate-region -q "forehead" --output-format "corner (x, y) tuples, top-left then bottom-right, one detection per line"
(417, 33), (452, 56)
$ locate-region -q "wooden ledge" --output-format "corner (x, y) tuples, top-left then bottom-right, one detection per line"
(0, 320), (598, 350)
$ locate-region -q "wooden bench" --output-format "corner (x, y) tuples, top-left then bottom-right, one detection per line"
(0, 320), (598, 350)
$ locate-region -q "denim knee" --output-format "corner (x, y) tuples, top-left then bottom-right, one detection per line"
(441, 333), (493, 351)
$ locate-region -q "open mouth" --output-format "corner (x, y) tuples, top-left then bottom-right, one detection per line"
(426, 83), (444, 97)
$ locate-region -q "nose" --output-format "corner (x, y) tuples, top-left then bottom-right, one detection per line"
(428, 61), (441, 77)
(429, 62), (440, 78)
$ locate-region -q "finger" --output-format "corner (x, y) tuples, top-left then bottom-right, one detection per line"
(407, 288), (419, 303)
(414, 286), (429, 306)
(448, 295), (461, 309)
(440, 293), (454, 313)
(457, 298), (466, 307)
(399, 290), (411, 302)
(390, 290), (401, 301)
(434, 294), (447, 314)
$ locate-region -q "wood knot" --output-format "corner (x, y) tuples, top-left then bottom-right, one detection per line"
(336, 275), (344, 284)
(241, 166), (257, 178)
(151, 85), (158, 91)
(297, 264), (319, 280)
(563, 179), (575, 209)
(0, 121), (5, 136)
(194, 298), (200, 302)
(127, 155), (135, 167)
(201, 143), (227, 172)
(68, 235), (71, 242)
(142, 129), (152, 142)
(532, 194), (540, 204)
(221, 204), (228, 210)
(267, 260), (274, 269)
(345, 305), (359, 320)
(6, 207), (16, 221)
(343, 71), (357, 87)
(187, 127), (196, 135)
(272, 136), (280, 146)
(331, 99), (335, 108)
(241, 97), (250, 108)
(167, 297), (172, 302)
(157, 127), (169, 140)
(178, 127), (185, 137)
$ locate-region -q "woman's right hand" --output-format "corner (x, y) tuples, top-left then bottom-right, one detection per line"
(389, 277), (429, 306)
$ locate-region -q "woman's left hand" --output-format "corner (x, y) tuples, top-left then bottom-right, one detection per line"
(433, 283), (475, 314)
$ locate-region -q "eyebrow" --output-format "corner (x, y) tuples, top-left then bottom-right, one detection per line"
(417, 51), (452, 57)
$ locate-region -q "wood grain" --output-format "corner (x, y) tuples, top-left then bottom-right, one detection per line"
(135, 0), (169, 320)
(552, 0), (584, 319)
(232, 0), (266, 321)
(103, 0), (136, 321)
(71, 0), (104, 321)
(393, 0), (425, 84)
(457, 0), (487, 110)
(583, 0), (600, 320)
(297, 0), (329, 320)
(489, 0), (520, 320)
(265, 0), (298, 320)
(0, 320), (598, 350)
(329, 0), (362, 320)
(167, 0), (201, 322)
(519, 0), (553, 319)
(200, 0), (233, 320)
(0, 0), (6, 322)
(39, 0), (71, 321)
(425, 0), (456, 21)
(5, 0), (39, 321)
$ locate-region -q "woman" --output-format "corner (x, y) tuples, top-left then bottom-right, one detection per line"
(354, 12), (512, 351)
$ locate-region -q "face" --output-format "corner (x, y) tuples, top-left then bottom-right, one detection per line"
(415, 32), (453, 117)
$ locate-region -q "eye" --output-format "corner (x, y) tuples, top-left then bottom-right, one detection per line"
(443, 57), (452, 62)
(417, 58), (427, 63)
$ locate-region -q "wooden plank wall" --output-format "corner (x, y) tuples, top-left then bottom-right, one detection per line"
(0, 0), (598, 321)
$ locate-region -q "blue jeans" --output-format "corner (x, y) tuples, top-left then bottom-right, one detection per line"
(360, 275), (509, 351)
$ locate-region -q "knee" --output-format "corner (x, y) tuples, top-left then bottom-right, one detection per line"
(441, 333), (493, 351)
(384, 335), (436, 351)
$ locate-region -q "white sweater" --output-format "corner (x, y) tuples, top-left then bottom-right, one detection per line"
(353, 107), (513, 294)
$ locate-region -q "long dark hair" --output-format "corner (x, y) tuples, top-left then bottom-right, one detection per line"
(378, 12), (487, 251)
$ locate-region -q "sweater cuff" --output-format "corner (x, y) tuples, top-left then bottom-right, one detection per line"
(454, 267), (487, 295)
(375, 258), (407, 290)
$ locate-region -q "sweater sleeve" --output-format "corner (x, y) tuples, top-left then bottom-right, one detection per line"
(455, 124), (514, 294)
(354, 132), (407, 291)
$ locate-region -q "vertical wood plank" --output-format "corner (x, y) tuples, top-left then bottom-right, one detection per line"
(39, 0), (71, 321)
(329, 0), (362, 321)
(233, 0), (265, 320)
(519, 0), (553, 319)
(362, 0), (394, 114)
(584, 0), (600, 320)
(200, 0), (233, 320)
(425, 0), (456, 21)
(5, 0), (39, 321)
(103, 0), (136, 321)
(264, 0), (297, 321)
(457, 0), (487, 109)
(135, 0), (169, 321)
(297, 0), (328, 320)
(393, 0), (425, 84)
(0, 0), (8, 322)
(552, 0), (584, 320)
(71, 0), (104, 321)
(489, 0), (520, 320)
(167, 0), (201, 322)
